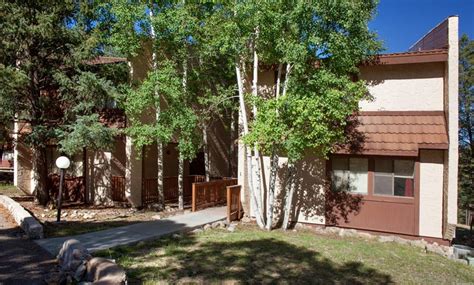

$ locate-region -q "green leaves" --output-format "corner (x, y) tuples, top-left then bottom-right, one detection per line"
(235, 2), (379, 163)
(0, 1), (129, 155)
(58, 114), (117, 156)
(458, 34), (474, 213)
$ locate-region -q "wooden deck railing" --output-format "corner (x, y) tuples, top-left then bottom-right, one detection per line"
(142, 177), (159, 205)
(48, 174), (85, 202)
(142, 175), (207, 205)
(226, 185), (242, 223)
(111, 176), (126, 202)
(192, 178), (238, 212)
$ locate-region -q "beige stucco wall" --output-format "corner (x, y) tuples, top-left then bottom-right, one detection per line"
(419, 150), (444, 238)
(446, 16), (459, 227)
(359, 62), (445, 111)
(16, 142), (33, 194)
(111, 137), (126, 177)
(208, 113), (235, 178)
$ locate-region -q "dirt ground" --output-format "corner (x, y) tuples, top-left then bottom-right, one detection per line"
(0, 204), (55, 284)
(18, 199), (191, 238)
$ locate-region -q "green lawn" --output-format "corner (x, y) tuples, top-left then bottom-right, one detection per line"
(0, 184), (25, 197)
(96, 225), (474, 284)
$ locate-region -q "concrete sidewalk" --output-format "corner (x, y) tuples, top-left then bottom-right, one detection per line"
(35, 206), (226, 255)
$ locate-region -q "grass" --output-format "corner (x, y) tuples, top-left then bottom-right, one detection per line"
(0, 184), (25, 197)
(96, 225), (474, 284)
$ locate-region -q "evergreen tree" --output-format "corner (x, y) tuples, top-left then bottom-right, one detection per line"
(459, 34), (474, 220)
(0, 1), (125, 205)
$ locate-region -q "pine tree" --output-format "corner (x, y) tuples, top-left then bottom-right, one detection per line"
(0, 1), (125, 205)
(458, 34), (474, 221)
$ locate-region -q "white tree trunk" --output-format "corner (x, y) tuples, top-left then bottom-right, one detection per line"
(149, 7), (164, 208)
(265, 63), (283, 230)
(266, 148), (278, 230)
(250, 36), (265, 227)
(282, 63), (292, 97)
(202, 125), (210, 182)
(178, 154), (184, 210)
(282, 162), (296, 230)
(236, 59), (265, 228)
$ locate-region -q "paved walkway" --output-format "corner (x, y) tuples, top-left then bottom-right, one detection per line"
(36, 206), (227, 255)
(0, 205), (54, 285)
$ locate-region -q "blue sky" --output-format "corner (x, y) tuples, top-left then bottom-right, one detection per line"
(369, 0), (474, 53)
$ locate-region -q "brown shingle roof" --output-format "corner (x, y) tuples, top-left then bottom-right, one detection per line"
(336, 111), (448, 156)
(370, 49), (448, 65)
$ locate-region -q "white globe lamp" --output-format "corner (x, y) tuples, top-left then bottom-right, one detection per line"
(55, 156), (70, 169)
(55, 156), (70, 222)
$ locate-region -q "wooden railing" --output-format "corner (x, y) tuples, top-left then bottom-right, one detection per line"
(192, 178), (238, 212)
(142, 177), (159, 205)
(226, 185), (242, 223)
(142, 175), (207, 205)
(48, 174), (85, 202)
(111, 176), (126, 202)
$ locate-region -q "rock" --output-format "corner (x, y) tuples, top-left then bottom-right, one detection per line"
(294, 223), (306, 230)
(393, 236), (410, 245)
(241, 216), (252, 223)
(44, 268), (65, 285)
(452, 258), (468, 265)
(203, 224), (212, 230)
(212, 221), (226, 229)
(426, 243), (448, 256)
(172, 233), (182, 239)
(74, 263), (87, 281)
(85, 257), (126, 284)
(191, 229), (203, 234)
(61, 212), (68, 217)
(313, 227), (327, 235)
(325, 227), (341, 235)
(357, 232), (374, 240)
(152, 203), (164, 211)
(152, 215), (161, 220)
(41, 214), (46, 218)
(57, 239), (92, 273)
(338, 229), (358, 238)
(409, 239), (426, 249)
(227, 223), (237, 232)
(378, 235), (395, 243)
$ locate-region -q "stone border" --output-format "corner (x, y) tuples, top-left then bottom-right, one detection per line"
(293, 223), (455, 258)
(0, 194), (43, 239)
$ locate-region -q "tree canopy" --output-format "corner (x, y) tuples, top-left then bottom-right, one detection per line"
(0, 1), (127, 204)
(458, 34), (474, 219)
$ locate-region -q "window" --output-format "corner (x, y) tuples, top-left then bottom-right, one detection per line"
(374, 159), (414, 197)
(332, 157), (368, 194)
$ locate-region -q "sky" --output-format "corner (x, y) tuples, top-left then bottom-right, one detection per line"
(369, 0), (474, 53)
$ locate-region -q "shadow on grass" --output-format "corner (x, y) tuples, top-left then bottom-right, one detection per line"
(43, 219), (145, 238)
(98, 233), (393, 284)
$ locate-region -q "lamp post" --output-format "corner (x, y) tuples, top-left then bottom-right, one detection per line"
(55, 156), (70, 222)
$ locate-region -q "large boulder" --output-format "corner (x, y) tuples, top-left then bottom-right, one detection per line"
(86, 257), (126, 284)
(57, 239), (92, 281)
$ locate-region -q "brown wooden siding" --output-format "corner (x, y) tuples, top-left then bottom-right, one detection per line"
(327, 155), (420, 236)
